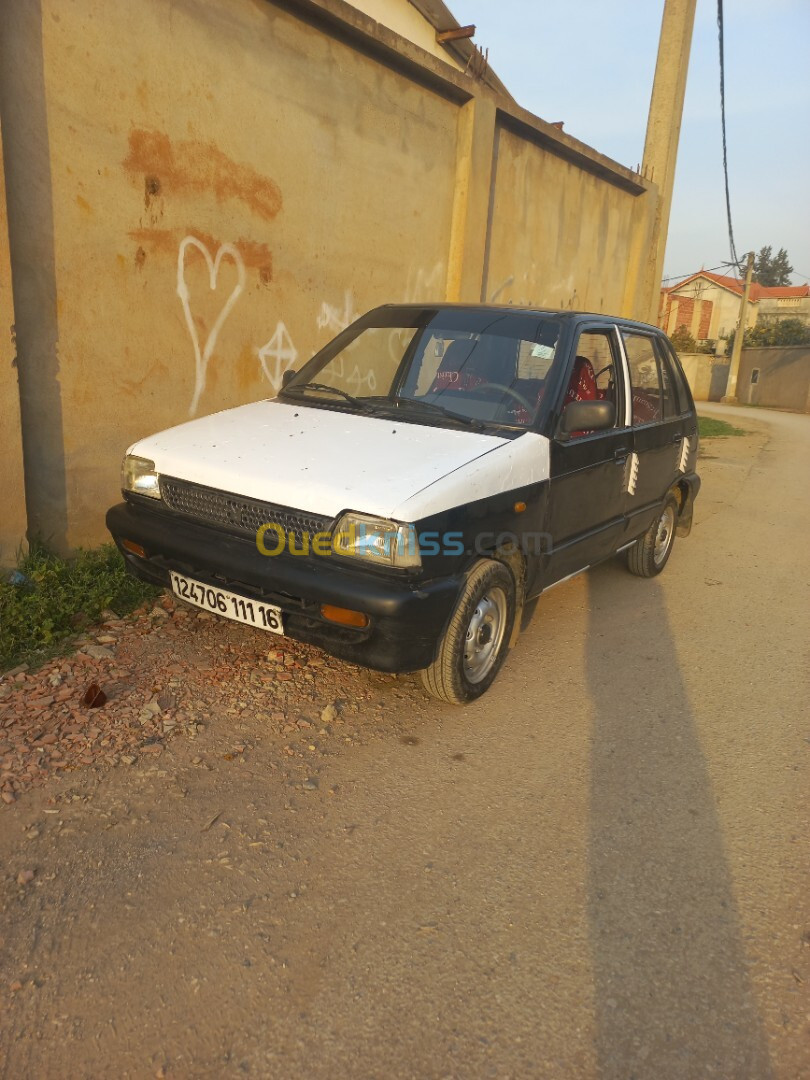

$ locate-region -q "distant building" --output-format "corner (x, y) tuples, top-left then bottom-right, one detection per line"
(659, 271), (810, 347)
(346, 0), (513, 98)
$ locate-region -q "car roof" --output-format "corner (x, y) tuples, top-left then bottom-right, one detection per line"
(376, 302), (663, 336)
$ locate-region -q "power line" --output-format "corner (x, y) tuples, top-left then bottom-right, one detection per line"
(661, 263), (729, 284)
(717, 0), (740, 271)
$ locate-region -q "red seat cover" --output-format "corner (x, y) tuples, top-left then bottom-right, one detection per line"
(429, 340), (488, 394)
(564, 356), (599, 405)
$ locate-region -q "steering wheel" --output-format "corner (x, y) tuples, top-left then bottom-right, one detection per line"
(467, 382), (535, 414)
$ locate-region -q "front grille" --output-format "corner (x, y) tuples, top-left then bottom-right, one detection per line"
(160, 477), (332, 545)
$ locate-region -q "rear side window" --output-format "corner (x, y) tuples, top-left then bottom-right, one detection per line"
(623, 332), (677, 424)
(654, 339), (680, 417)
(663, 340), (692, 411)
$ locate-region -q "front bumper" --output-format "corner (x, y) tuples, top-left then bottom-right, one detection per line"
(106, 501), (462, 672)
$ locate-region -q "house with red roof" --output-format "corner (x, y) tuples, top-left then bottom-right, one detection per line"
(659, 271), (810, 348)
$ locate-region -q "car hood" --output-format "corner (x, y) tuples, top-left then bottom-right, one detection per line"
(130, 400), (512, 520)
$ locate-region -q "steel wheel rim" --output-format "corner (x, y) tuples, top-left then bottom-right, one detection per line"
(463, 587), (508, 683)
(654, 504), (676, 565)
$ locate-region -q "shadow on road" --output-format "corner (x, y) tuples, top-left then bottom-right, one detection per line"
(584, 560), (772, 1079)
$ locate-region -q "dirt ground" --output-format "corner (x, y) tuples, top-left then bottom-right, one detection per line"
(1, 405), (808, 1079)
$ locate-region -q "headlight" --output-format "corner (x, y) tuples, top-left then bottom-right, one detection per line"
(122, 455), (161, 500)
(333, 513), (421, 569)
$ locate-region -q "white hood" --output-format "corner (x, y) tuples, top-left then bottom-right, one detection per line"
(131, 400), (516, 519)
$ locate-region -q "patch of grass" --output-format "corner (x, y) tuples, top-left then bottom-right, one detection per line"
(0, 543), (159, 672)
(698, 416), (748, 438)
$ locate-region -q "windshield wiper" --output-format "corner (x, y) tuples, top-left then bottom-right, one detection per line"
(386, 397), (485, 429)
(282, 382), (374, 411)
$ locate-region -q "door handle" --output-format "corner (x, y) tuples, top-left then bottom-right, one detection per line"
(671, 433), (684, 444)
(613, 447), (630, 464)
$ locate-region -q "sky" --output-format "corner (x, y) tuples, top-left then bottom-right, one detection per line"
(454, 0), (810, 286)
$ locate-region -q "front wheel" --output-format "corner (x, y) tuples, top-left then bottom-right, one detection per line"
(421, 559), (516, 704)
(626, 494), (678, 578)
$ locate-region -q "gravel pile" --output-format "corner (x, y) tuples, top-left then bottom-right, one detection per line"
(1, 594), (411, 806)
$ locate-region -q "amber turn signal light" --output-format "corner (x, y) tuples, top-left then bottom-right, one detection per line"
(320, 604), (369, 628)
(513, 501), (527, 513)
(121, 539), (147, 558)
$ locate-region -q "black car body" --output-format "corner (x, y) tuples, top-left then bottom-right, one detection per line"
(108, 305), (700, 702)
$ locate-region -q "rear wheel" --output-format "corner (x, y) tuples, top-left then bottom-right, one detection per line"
(421, 559), (516, 704)
(626, 494), (678, 578)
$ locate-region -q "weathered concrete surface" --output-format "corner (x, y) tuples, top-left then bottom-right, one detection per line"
(0, 0), (656, 553)
(737, 346), (810, 412)
(0, 120), (28, 567)
(485, 122), (653, 312)
(0, 405), (807, 1078)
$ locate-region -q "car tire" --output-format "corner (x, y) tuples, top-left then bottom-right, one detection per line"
(626, 494), (679, 578)
(421, 559), (516, 704)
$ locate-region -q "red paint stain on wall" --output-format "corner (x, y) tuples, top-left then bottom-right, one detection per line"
(128, 228), (273, 279)
(123, 129), (282, 222)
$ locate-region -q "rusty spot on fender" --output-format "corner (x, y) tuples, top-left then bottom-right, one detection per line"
(128, 228), (272, 275)
(123, 129), (282, 222)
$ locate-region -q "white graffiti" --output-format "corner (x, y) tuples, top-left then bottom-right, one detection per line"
(399, 262), (445, 304)
(316, 290), (357, 336)
(177, 236), (246, 417)
(257, 322), (298, 392)
(345, 366), (377, 394)
(489, 276), (514, 303)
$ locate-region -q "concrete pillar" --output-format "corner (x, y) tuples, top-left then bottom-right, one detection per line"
(0, 0), (68, 552)
(640, 0), (697, 323)
(621, 189), (659, 319)
(445, 94), (497, 303)
(0, 119), (29, 569)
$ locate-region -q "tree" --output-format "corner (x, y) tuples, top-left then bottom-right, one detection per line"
(669, 324), (696, 353)
(743, 319), (810, 348)
(753, 246), (794, 287)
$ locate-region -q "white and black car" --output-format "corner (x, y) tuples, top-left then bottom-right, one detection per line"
(108, 305), (700, 703)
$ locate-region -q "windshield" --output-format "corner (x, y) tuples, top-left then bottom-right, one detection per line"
(281, 308), (563, 429)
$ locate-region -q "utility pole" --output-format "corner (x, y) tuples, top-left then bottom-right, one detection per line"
(640, 0), (698, 323)
(722, 251), (755, 403)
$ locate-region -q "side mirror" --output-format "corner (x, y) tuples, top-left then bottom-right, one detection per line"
(281, 368), (296, 389)
(559, 399), (615, 436)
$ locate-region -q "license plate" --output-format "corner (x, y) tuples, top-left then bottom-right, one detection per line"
(169, 571), (284, 635)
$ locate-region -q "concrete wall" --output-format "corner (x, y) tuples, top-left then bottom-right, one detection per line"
(0, 0), (658, 553)
(738, 347), (810, 412)
(485, 119), (652, 313)
(0, 119), (28, 568)
(677, 352), (714, 402)
(756, 296), (810, 328)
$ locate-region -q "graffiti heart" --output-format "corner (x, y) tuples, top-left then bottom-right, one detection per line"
(177, 235), (246, 416)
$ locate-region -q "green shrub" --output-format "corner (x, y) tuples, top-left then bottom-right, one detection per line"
(670, 324), (697, 353)
(0, 543), (158, 671)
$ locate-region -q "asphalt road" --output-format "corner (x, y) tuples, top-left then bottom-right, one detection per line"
(1, 404), (808, 1079)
